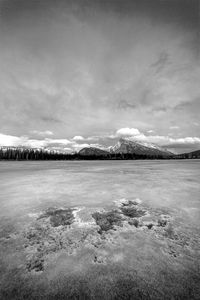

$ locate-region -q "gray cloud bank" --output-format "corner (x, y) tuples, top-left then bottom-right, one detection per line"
(0, 0), (199, 152)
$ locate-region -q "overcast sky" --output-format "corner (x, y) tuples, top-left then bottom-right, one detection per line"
(0, 0), (199, 153)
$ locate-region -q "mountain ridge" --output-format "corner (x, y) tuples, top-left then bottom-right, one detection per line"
(1, 140), (200, 159)
(78, 138), (174, 158)
(78, 147), (110, 156)
(176, 149), (200, 159)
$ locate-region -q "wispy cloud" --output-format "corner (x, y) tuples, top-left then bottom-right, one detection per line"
(0, 0), (199, 144)
(71, 135), (99, 142)
(151, 51), (170, 74)
(147, 130), (154, 133)
(115, 99), (136, 110)
(31, 130), (54, 136)
(0, 133), (72, 148)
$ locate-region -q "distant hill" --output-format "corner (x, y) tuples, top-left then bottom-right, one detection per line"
(176, 149), (200, 159)
(78, 147), (110, 157)
(1, 143), (199, 160)
(110, 138), (174, 158)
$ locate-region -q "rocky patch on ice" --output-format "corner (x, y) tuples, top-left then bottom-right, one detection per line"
(22, 199), (191, 272)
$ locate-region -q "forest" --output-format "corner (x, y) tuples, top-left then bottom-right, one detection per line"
(0, 147), (170, 160)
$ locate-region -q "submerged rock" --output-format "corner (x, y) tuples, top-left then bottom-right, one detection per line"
(163, 224), (179, 240)
(26, 254), (44, 272)
(158, 219), (167, 227)
(157, 214), (171, 228)
(24, 207), (79, 272)
(22, 204), (177, 273)
(38, 207), (75, 227)
(114, 198), (141, 208)
(121, 199), (140, 207)
(128, 219), (139, 228)
(116, 198), (146, 219)
(92, 210), (123, 234)
(120, 206), (146, 218)
(93, 255), (106, 264)
(146, 223), (154, 229)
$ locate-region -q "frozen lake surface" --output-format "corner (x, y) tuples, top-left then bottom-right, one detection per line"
(0, 160), (200, 299)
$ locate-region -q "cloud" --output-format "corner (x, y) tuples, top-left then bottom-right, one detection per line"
(0, 0), (198, 141)
(0, 133), (49, 148)
(115, 99), (136, 110)
(0, 133), (72, 148)
(70, 142), (105, 152)
(31, 130), (54, 136)
(116, 128), (140, 137)
(168, 137), (200, 145)
(71, 135), (100, 142)
(150, 51), (169, 74)
(48, 146), (72, 153)
(0, 1), (199, 153)
(0, 133), (23, 147)
(45, 138), (72, 145)
(0, 132), (105, 152)
(72, 136), (85, 141)
(119, 129), (200, 146)
(23, 139), (47, 148)
(169, 126), (179, 130)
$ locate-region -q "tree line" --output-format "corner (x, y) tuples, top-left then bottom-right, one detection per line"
(0, 148), (174, 160)
(0, 148), (73, 160)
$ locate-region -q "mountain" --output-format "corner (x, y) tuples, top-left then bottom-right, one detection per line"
(176, 149), (200, 159)
(78, 138), (174, 158)
(110, 138), (174, 158)
(78, 147), (110, 157)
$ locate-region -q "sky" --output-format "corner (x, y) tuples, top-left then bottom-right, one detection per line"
(0, 0), (199, 153)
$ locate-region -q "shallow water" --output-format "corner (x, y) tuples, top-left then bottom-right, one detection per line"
(0, 160), (200, 299)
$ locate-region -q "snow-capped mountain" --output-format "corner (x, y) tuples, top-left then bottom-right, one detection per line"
(110, 138), (173, 157)
(77, 138), (174, 158)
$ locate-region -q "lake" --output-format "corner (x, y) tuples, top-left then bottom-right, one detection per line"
(0, 160), (200, 299)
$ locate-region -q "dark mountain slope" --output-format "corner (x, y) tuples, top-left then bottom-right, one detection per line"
(78, 147), (110, 157)
(176, 149), (200, 159)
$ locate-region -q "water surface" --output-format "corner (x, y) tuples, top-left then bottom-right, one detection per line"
(0, 160), (200, 299)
